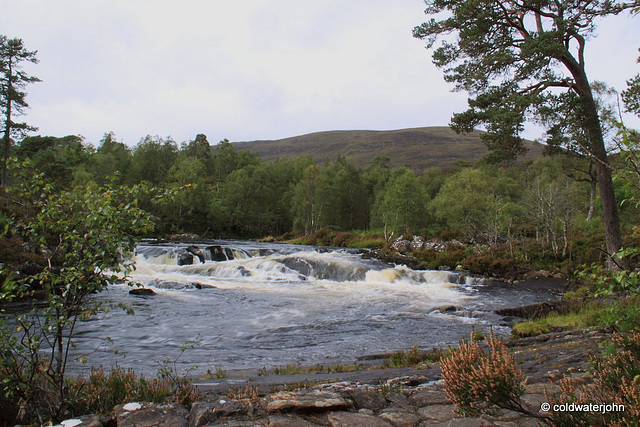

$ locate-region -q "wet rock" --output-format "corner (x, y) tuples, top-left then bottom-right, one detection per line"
(434, 305), (458, 313)
(208, 245), (229, 261)
(495, 301), (571, 320)
(265, 390), (351, 413)
(189, 399), (254, 426)
(129, 287), (156, 296)
(113, 401), (188, 427)
(347, 389), (388, 411)
(178, 252), (194, 266)
(149, 279), (208, 290)
(238, 266), (252, 277)
(327, 411), (392, 427)
(187, 246), (206, 264)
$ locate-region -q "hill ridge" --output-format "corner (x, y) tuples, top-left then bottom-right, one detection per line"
(232, 126), (543, 171)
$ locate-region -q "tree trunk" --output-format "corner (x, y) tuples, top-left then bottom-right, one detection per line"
(562, 55), (624, 269)
(586, 179), (596, 221)
(580, 92), (624, 267)
(1, 86), (11, 188)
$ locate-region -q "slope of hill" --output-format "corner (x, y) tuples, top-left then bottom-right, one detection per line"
(232, 127), (544, 171)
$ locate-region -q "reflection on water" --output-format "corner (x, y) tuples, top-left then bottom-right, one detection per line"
(67, 240), (553, 377)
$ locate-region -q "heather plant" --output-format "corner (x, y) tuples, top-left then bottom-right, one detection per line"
(440, 330), (547, 421)
(546, 330), (640, 426)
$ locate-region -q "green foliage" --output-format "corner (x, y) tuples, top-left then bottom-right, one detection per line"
(17, 135), (93, 188)
(67, 368), (172, 417)
(0, 162), (157, 424)
(511, 307), (606, 338)
(373, 167), (428, 240)
(383, 345), (447, 368)
(128, 135), (179, 185)
(432, 167), (516, 245)
(1, 35), (40, 187)
(413, 0), (629, 264)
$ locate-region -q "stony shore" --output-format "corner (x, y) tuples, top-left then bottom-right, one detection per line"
(58, 327), (607, 427)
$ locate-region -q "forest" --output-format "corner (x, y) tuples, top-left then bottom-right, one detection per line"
(6, 128), (640, 274)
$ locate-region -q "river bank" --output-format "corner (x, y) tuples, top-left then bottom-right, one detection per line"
(62, 326), (607, 426)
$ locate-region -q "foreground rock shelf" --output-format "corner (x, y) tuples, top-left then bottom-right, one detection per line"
(65, 379), (556, 426)
(56, 327), (607, 427)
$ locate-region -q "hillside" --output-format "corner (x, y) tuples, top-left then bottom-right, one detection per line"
(232, 127), (544, 171)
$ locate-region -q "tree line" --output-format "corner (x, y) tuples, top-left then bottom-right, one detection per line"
(8, 131), (640, 258)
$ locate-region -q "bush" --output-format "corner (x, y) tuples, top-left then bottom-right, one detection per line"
(547, 330), (640, 426)
(440, 330), (535, 418)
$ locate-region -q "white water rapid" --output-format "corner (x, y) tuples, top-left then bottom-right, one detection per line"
(68, 241), (553, 377)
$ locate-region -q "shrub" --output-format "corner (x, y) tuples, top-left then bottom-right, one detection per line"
(546, 330), (640, 426)
(440, 330), (538, 419)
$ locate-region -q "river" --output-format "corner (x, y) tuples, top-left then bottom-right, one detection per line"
(68, 240), (554, 377)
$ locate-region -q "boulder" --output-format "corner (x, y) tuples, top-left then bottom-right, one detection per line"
(265, 390), (351, 413)
(267, 414), (323, 426)
(178, 252), (194, 266)
(208, 245), (229, 261)
(434, 305), (458, 313)
(391, 237), (411, 252)
(148, 279), (207, 291)
(346, 389), (387, 412)
(113, 401), (188, 427)
(186, 246), (206, 264)
(188, 399), (254, 427)
(410, 236), (425, 252)
(129, 288), (156, 296)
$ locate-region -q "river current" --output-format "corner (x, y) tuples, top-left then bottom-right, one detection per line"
(69, 240), (553, 377)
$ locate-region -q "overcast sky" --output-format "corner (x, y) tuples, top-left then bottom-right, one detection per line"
(1, 1), (639, 147)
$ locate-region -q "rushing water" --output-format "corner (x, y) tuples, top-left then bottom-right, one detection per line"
(67, 240), (554, 377)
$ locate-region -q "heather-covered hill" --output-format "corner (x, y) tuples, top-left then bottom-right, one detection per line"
(232, 126), (544, 170)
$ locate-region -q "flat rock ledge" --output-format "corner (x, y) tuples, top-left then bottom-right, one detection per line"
(56, 379), (556, 427)
(55, 328), (605, 427)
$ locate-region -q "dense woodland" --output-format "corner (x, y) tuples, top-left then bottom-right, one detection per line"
(5, 130), (640, 269)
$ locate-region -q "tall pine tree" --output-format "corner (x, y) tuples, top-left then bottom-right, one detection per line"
(413, 0), (640, 267)
(1, 36), (40, 187)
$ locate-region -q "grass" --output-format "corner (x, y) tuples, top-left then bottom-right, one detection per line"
(510, 300), (629, 338)
(511, 306), (604, 337)
(382, 345), (448, 368)
(258, 363), (366, 376)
